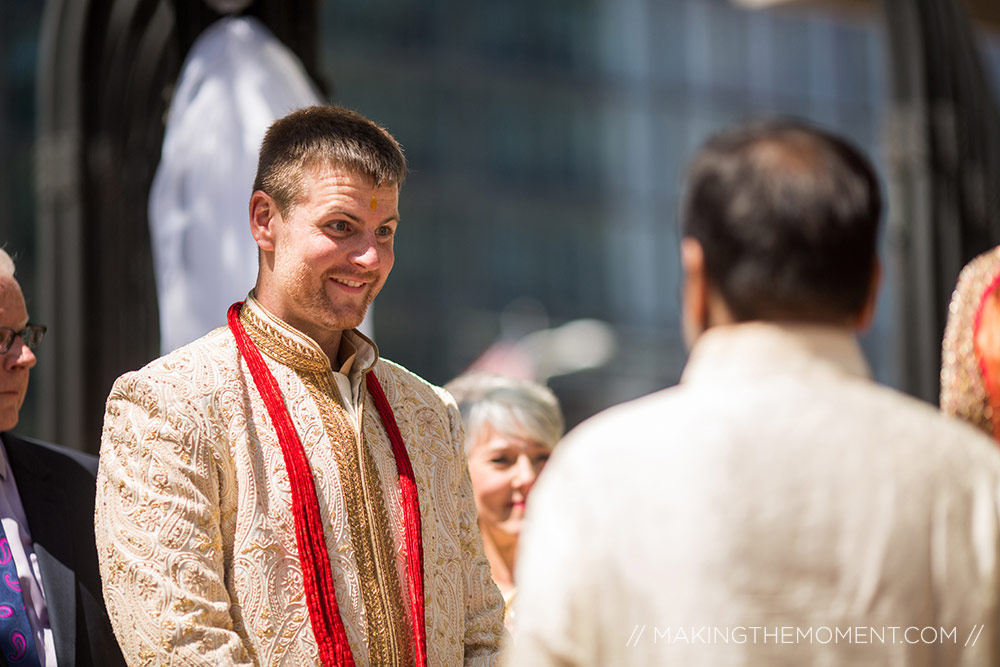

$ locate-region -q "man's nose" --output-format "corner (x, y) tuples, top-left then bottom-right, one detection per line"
(352, 234), (381, 270)
(4, 336), (36, 371)
(511, 455), (538, 492)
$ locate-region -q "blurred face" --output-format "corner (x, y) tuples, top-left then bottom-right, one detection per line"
(255, 165), (398, 350)
(466, 424), (552, 542)
(0, 276), (36, 432)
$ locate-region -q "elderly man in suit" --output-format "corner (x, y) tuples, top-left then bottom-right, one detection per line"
(0, 248), (124, 667)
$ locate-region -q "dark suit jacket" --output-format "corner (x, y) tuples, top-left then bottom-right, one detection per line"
(1, 433), (125, 667)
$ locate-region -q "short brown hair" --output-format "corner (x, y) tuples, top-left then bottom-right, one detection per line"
(252, 105), (407, 213)
(682, 119), (881, 323)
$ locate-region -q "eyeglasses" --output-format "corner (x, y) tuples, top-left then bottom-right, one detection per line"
(0, 325), (46, 355)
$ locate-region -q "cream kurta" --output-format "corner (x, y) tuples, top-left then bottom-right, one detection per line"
(512, 322), (1000, 666)
(96, 298), (504, 666)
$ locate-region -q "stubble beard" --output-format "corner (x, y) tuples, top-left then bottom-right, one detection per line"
(291, 265), (380, 333)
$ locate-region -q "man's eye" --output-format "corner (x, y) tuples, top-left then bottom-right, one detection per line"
(490, 457), (513, 466)
(332, 221), (350, 232)
(376, 226), (395, 238)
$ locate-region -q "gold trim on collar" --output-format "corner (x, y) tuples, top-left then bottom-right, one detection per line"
(301, 371), (411, 666)
(239, 302), (330, 374)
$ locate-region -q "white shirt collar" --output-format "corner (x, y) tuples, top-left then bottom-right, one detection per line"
(681, 321), (871, 388)
(0, 434), (8, 481)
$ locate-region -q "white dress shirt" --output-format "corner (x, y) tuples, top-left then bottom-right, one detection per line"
(331, 329), (378, 432)
(148, 16), (324, 354)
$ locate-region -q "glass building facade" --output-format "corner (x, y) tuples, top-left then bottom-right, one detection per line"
(0, 0), (45, 433)
(2, 0), (998, 432)
(315, 0), (889, 426)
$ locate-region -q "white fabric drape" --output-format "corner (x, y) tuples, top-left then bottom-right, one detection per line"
(149, 16), (377, 353)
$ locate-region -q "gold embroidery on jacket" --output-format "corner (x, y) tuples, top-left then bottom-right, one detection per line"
(240, 304), (410, 665)
(306, 373), (411, 667)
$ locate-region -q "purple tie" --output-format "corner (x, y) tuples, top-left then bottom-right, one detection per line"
(0, 530), (40, 666)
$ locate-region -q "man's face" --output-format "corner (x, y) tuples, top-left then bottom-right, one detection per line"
(263, 165), (398, 346)
(0, 276), (36, 431)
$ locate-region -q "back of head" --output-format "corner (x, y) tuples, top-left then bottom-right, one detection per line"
(445, 372), (565, 452)
(681, 119), (882, 323)
(253, 104), (407, 214)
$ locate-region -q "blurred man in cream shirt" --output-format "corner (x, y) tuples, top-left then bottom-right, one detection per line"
(512, 120), (1000, 666)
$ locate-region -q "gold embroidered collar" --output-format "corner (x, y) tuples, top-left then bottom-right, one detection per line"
(239, 295), (379, 380)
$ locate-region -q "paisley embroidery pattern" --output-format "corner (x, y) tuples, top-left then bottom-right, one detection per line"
(95, 298), (505, 665)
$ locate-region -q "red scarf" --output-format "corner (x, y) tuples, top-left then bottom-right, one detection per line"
(228, 303), (427, 666)
(974, 273), (1000, 442)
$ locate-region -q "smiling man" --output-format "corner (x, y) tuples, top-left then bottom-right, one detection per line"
(95, 106), (505, 666)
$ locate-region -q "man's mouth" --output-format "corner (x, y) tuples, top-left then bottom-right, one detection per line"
(332, 277), (365, 288)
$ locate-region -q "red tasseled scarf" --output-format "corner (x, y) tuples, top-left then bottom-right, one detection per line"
(228, 302), (427, 666)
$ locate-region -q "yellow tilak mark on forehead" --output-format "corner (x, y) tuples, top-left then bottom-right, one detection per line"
(370, 191), (378, 211)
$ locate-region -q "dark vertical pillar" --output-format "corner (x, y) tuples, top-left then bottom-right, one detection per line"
(37, 0), (99, 451)
(880, 0), (1000, 403)
(35, 0), (322, 452)
(37, 0), (176, 451)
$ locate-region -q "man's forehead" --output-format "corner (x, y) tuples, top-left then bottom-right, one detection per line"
(0, 275), (28, 322)
(302, 160), (399, 192)
(0, 274), (20, 296)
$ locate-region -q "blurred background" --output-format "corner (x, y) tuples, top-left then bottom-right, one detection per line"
(2, 0), (1000, 452)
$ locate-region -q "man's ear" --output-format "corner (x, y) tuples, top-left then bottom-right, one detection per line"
(680, 237), (709, 349)
(854, 259), (882, 332)
(249, 191), (281, 252)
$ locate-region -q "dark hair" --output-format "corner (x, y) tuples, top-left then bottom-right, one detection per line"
(681, 119), (882, 323)
(252, 105), (407, 213)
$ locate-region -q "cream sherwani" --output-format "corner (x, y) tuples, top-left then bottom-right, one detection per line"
(96, 297), (504, 666)
(512, 322), (1000, 666)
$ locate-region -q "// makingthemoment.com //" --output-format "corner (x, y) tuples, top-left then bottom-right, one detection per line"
(625, 625), (984, 648)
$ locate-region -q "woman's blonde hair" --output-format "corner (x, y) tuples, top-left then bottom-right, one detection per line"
(446, 372), (564, 453)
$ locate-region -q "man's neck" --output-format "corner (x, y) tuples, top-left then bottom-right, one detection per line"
(285, 319), (344, 366)
(321, 332), (345, 370)
(249, 292), (344, 366)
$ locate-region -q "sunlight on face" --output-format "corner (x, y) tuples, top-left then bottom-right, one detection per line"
(0, 276), (35, 432)
(466, 424), (552, 542)
(259, 165), (399, 350)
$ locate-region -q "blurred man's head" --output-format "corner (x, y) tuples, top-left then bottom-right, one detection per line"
(679, 120), (882, 346)
(0, 250), (42, 431)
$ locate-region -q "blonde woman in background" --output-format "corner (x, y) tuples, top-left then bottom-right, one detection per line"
(446, 372), (565, 629)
